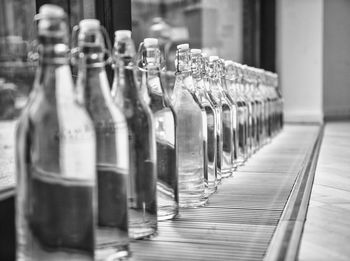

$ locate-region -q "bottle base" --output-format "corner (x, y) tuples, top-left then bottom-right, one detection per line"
(128, 208), (157, 239)
(157, 206), (179, 221)
(96, 245), (129, 261)
(236, 158), (245, 166)
(18, 239), (94, 261)
(179, 197), (208, 208)
(205, 184), (217, 197)
(221, 169), (233, 178)
(129, 227), (158, 239)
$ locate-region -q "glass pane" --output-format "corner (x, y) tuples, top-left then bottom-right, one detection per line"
(132, 0), (243, 71)
(0, 0), (36, 120)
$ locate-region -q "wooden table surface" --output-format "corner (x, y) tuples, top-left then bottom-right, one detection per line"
(129, 125), (320, 261)
(0, 122), (320, 260)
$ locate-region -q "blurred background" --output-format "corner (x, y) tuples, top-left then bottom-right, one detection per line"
(0, 0), (350, 122)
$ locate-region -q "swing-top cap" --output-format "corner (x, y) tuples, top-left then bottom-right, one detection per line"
(144, 38), (158, 48)
(115, 30), (132, 41)
(38, 4), (65, 19)
(209, 55), (219, 62)
(190, 49), (201, 54)
(177, 43), (189, 50)
(79, 19), (100, 30)
(225, 60), (234, 67)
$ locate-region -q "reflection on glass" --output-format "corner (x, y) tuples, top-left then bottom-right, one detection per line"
(0, 0), (36, 120)
(132, 0), (243, 72)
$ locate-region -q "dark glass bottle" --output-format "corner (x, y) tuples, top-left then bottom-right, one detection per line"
(112, 30), (157, 239)
(74, 19), (129, 259)
(16, 5), (96, 260)
(138, 38), (178, 220)
(190, 49), (217, 195)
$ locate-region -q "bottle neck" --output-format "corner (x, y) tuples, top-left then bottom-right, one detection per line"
(176, 50), (191, 73)
(39, 41), (69, 65)
(36, 41), (72, 102)
(78, 46), (105, 67)
(77, 47), (113, 108)
(113, 56), (140, 105)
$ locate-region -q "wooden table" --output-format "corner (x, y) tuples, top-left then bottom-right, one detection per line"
(0, 122), (321, 260)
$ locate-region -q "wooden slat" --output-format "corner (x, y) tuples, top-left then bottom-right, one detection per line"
(0, 122), (321, 260)
(129, 125), (320, 260)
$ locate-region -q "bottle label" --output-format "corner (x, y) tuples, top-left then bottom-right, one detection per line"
(56, 66), (96, 181)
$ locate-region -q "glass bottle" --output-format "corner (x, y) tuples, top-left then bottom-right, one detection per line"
(112, 30), (157, 239)
(274, 73), (284, 132)
(250, 68), (264, 151)
(219, 58), (238, 171)
(16, 5), (96, 260)
(265, 72), (275, 137)
(203, 54), (223, 183)
(210, 56), (234, 178)
(186, 50), (208, 197)
(256, 69), (269, 146)
(74, 20), (129, 259)
(138, 38), (178, 220)
(173, 43), (207, 208)
(241, 65), (254, 157)
(191, 49), (217, 195)
(265, 71), (276, 137)
(224, 60), (248, 166)
(247, 66), (260, 153)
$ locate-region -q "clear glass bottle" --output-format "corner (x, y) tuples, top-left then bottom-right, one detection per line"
(250, 68), (264, 151)
(219, 59), (238, 171)
(173, 44), (207, 208)
(210, 56), (234, 178)
(16, 5), (96, 260)
(274, 73), (284, 132)
(241, 65), (254, 157)
(191, 49), (217, 195)
(267, 72), (276, 137)
(256, 68), (269, 146)
(138, 38), (178, 220)
(74, 20), (129, 259)
(203, 54), (223, 183)
(265, 71), (276, 137)
(187, 50), (208, 197)
(112, 30), (157, 239)
(224, 61), (248, 166)
(246, 66), (260, 153)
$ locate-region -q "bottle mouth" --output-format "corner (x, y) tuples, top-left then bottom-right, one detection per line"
(144, 38), (158, 48)
(37, 4), (65, 19)
(115, 30), (132, 41)
(190, 48), (201, 55)
(79, 19), (101, 31)
(177, 43), (189, 51)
